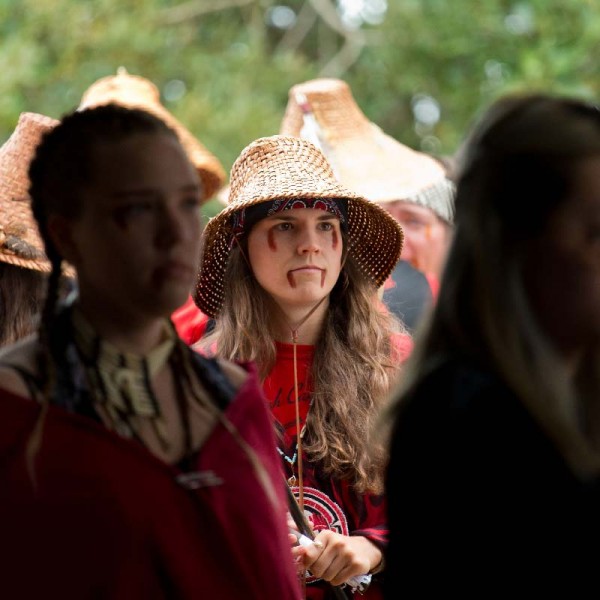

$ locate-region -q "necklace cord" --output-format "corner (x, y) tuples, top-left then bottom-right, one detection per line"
(288, 295), (327, 512)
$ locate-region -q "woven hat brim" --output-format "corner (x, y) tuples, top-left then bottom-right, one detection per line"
(0, 253), (76, 279)
(194, 194), (403, 318)
(310, 126), (455, 216)
(0, 200), (51, 273)
(327, 127), (453, 207)
(79, 88), (226, 200)
(0, 250), (50, 272)
(0, 112), (60, 273)
(280, 79), (455, 220)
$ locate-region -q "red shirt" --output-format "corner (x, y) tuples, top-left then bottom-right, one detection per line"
(172, 296), (209, 345)
(264, 342), (314, 438)
(261, 340), (412, 600)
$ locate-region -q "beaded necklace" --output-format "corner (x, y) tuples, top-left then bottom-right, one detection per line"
(72, 308), (177, 452)
(276, 423), (307, 487)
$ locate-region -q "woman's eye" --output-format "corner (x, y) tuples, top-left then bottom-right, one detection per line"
(112, 202), (154, 228)
(274, 222), (292, 232)
(318, 222), (334, 231)
(183, 196), (201, 210)
(401, 218), (428, 231)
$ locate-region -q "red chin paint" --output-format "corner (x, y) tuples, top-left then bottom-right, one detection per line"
(287, 272), (297, 288)
(267, 230), (277, 251)
(331, 229), (339, 250)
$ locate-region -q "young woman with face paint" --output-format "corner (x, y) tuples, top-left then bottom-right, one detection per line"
(196, 135), (409, 599)
(0, 106), (301, 599)
(385, 95), (600, 595)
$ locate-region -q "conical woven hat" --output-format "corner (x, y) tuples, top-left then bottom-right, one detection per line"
(79, 68), (226, 200)
(0, 112), (58, 272)
(195, 135), (403, 318)
(280, 78), (454, 222)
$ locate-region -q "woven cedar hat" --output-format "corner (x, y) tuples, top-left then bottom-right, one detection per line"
(79, 68), (226, 200)
(280, 78), (455, 223)
(0, 112), (59, 272)
(195, 135), (403, 318)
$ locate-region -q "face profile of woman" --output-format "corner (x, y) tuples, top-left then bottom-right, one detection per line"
(48, 129), (203, 331)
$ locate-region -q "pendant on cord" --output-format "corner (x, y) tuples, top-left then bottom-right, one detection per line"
(277, 443), (299, 488)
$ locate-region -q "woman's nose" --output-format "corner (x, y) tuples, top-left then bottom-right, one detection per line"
(157, 207), (185, 248)
(297, 228), (320, 254)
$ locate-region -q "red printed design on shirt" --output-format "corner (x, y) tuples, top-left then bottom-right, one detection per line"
(291, 486), (349, 584)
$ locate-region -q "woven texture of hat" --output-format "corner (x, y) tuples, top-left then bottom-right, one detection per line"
(195, 135), (403, 318)
(79, 69), (226, 200)
(280, 78), (454, 220)
(0, 112), (58, 272)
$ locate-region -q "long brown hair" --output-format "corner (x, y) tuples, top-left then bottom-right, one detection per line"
(202, 244), (404, 493)
(0, 263), (47, 347)
(387, 94), (600, 478)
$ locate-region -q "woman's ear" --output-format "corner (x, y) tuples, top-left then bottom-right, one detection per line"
(46, 214), (79, 266)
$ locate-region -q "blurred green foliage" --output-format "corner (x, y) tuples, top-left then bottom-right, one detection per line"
(1, 0), (599, 200)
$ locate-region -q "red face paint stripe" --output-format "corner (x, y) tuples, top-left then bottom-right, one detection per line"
(267, 229), (277, 251)
(331, 229), (339, 250)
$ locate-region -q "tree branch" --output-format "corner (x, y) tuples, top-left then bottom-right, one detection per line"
(158, 0), (255, 25)
(306, 0), (366, 78)
(275, 2), (318, 55)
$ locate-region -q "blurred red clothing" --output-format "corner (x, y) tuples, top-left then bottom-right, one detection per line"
(172, 296), (209, 345)
(0, 365), (301, 599)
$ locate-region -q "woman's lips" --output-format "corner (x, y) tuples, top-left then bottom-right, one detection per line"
(287, 266), (326, 288)
(289, 266), (324, 273)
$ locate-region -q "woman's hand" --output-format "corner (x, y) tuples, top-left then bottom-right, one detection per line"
(292, 530), (382, 586)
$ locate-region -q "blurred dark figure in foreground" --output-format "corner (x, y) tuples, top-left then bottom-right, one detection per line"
(385, 94), (600, 595)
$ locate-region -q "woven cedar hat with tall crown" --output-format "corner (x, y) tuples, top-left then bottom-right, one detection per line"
(79, 68), (226, 200)
(280, 78), (455, 223)
(0, 112), (59, 272)
(195, 135), (404, 318)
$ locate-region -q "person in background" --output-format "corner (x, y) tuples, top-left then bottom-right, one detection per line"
(280, 78), (454, 319)
(0, 112), (61, 346)
(196, 134), (409, 599)
(0, 105), (300, 599)
(384, 94), (600, 595)
(78, 67), (226, 344)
